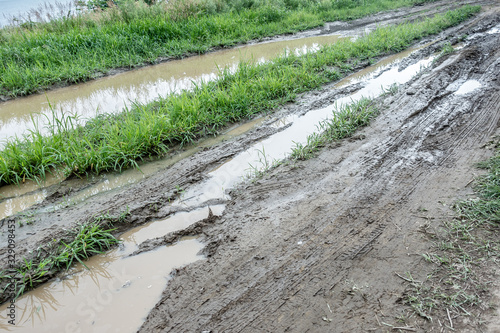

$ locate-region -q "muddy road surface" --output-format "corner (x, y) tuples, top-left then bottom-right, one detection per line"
(1, 0), (500, 332)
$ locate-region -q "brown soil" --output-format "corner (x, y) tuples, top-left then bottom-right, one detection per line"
(1, 1), (500, 332)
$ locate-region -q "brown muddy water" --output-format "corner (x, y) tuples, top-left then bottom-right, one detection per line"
(0, 37), (456, 332)
(0, 205), (224, 332)
(0, 34), (344, 144)
(0, 172), (64, 220)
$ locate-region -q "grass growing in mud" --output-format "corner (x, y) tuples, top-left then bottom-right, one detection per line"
(0, 5), (480, 186)
(398, 145), (500, 328)
(291, 98), (378, 160)
(0, 209), (128, 301)
(0, 0), (437, 97)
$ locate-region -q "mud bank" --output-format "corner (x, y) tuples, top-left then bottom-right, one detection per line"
(0, 1), (499, 332)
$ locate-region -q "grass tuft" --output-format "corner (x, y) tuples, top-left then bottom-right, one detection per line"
(0, 209), (127, 301)
(399, 145), (500, 327)
(291, 98), (377, 160)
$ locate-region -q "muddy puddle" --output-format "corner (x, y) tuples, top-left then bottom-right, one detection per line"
(0, 172), (64, 220)
(453, 79), (483, 95)
(0, 205), (224, 332)
(0, 34), (344, 144)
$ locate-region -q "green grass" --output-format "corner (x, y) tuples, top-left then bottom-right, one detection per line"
(398, 146), (500, 326)
(456, 154), (500, 225)
(0, 209), (127, 301)
(291, 98), (378, 160)
(0, 5), (481, 186)
(0, 0), (439, 97)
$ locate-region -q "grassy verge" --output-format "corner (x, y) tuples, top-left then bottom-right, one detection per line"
(0, 0), (436, 97)
(291, 98), (378, 160)
(0, 209), (128, 302)
(0, 5), (480, 186)
(398, 145), (500, 329)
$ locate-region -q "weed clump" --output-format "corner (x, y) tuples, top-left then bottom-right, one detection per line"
(0, 209), (128, 301)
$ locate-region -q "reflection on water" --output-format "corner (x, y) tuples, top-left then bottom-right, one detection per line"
(334, 43), (431, 88)
(0, 34), (343, 144)
(454, 79), (482, 95)
(122, 205), (225, 249)
(0, 172), (65, 220)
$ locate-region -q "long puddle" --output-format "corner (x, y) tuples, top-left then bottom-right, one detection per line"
(0, 34), (343, 144)
(1, 38), (438, 332)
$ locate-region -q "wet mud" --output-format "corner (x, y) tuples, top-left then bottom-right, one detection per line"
(1, 0), (500, 332)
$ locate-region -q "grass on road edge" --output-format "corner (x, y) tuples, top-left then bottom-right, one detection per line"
(398, 143), (500, 329)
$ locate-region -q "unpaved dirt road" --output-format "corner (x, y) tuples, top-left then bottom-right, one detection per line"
(1, 0), (500, 332)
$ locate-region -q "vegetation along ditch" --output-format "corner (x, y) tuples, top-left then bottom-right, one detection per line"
(0, 5), (485, 304)
(0, 5), (480, 187)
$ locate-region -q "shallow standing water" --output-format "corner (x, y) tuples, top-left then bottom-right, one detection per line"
(0, 34), (343, 143)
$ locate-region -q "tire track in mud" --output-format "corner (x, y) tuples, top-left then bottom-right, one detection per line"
(139, 14), (500, 332)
